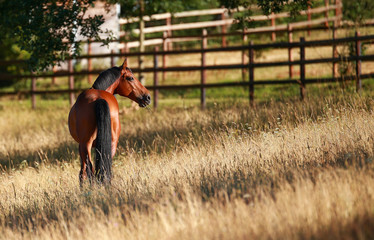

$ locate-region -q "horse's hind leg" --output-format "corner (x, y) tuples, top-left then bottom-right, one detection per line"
(111, 115), (121, 158)
(79, 142), (95, 185)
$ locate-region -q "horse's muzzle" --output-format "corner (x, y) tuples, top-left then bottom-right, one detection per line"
(137, 94), (151, 107)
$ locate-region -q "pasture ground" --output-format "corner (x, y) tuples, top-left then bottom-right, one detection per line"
(2, 27), (374, 239)
(1, 87), (374, 239)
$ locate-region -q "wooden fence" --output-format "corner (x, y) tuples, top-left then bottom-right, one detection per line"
(148, 31), (373, 109)
(1, 31), (373, 109)
(118, 0), (342, 50)
(86, 3), (346, 85)
(78, 0), (343, 86)
(114, 0), (343, 83)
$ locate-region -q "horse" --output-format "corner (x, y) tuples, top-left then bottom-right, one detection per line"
(68, 58), (151, 185)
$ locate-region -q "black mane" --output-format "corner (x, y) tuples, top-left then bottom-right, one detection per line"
(92, 67), (121, 90)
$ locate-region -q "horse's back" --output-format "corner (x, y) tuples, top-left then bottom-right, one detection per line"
(68, 89), (120, 144)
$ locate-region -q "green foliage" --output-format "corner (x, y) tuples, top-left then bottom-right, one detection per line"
(0, 38), (30, 88)
(218, 0), (311, 29)
(342, 0), (374, 26)
(112, 0), (219, 18)
(0, 0), (113, 71)
(257, 0), (310, 16)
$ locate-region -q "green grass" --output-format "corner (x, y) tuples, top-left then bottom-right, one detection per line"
(153, 78), (374, 106)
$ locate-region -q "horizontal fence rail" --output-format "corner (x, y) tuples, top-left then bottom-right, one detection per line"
(119, 0), (342, 49)
(0, 31), (374, 109)
(4, 73), (373, 96)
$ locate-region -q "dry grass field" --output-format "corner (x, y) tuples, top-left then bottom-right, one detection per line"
(2, 27), (374, 239)
(1, 90), (374, 239)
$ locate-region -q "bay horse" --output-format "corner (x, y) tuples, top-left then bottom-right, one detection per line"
(68, 58), (151, 185)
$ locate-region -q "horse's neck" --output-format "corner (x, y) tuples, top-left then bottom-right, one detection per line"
(104, 79), (119, 94)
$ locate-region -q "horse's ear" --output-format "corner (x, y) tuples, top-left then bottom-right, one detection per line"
(121, 58), (128, 75)
(121, 58), (128, 69)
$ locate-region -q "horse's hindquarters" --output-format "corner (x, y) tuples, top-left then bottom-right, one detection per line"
(68, 103), (80, 143)
(68, 89), (120, 146)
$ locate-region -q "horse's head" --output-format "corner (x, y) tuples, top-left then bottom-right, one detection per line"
(116, 58), (151, 107)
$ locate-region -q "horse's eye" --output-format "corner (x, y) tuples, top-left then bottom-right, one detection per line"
(125, 76), (134, 81)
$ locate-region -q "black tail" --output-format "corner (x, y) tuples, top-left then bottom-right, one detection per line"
(95, 99), (112, 184)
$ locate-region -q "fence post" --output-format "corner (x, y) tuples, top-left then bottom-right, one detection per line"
(153, 46), (159, 109)
(221, 11), (227, 47)
(299, 37), (306, 100)
(87, 40), (92, 84)
(123, 42), (129, 54)
(307, 5), (311, 36)
(332, 21), (338, 79)
(335, 0), (341, 26)
(271, 12), (276, 41)
(324, 0), (329, 29)
(162, 31), (168, 82)
(201, 29), (207, 110)
(249, 41), (254, 107)
(111, 50), (115, 67)
(52, 66), (57, 85)
(68, 59), (75, 107)
(242, 30), (248, 82)
(355, 31), (362, 92)
(288, 24), (294, 78)
(31, 74), (36, 109)
(122, 35), (129, 54)
(121, 45), (125, 55)
(166, 17), (172, 50)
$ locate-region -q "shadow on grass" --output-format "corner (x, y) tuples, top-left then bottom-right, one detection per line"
(0, 141), (78, 170)
(3, 94), (369, 170)
(2, 148), (374, 233)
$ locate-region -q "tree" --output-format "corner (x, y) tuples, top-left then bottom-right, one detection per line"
(0, 0), (312, 73)
(113, 0), (219, 19)
(218, 0), (311, 29)
(342, 0), (374, 27)
(0, 0), (112, 71)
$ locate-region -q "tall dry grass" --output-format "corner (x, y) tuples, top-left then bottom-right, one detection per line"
(1, 94), (374, 239)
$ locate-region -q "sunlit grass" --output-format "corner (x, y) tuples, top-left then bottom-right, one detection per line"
(2, 27), (374, 239)
(2, 92), (374, 239)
